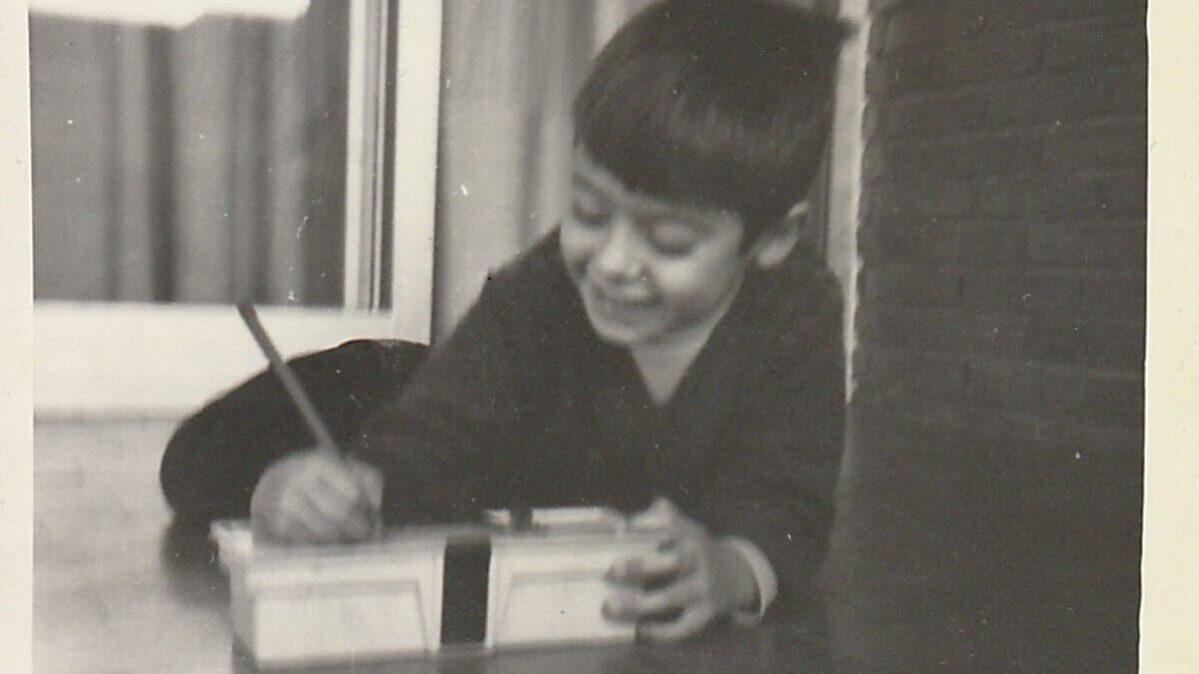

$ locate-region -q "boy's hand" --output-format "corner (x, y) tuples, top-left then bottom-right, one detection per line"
(603, 498), (759, 641)
(250, 448), (383, 545)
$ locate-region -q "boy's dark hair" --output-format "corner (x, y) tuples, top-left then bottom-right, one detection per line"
(574, 0), (849, 245)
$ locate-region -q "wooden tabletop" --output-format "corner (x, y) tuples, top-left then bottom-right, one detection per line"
(34, 420), (827, 673)
(35, 417), (1139, 673)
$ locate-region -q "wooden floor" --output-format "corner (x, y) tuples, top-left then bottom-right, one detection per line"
(34, 420), (233, 673)
(34, 415), (1141, 673)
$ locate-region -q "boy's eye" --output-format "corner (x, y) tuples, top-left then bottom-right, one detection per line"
(570, 201), (608, 226)
(646, 221), (700, 256)
(569, 190), (609, 226)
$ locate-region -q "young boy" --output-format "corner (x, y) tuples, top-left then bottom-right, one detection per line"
(195, 0), (846, 641)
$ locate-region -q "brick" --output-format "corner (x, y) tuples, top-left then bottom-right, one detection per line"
(867, 390), (1140, 468)
(858, 305), (1029, 359)
(861, 137), (890, 182)
(861, 103), (883, 146)
(946, 133), (1043, 178)
(858, 220), (961, 265)
(859, 220), (1033, 270)
(878, 31), (1043, 96)
(870, 0), (910, 14)
(1063, 171), (1148, 219)
(864, 56), (909, 100)
(952, 314), (1031, 360)
(1034, 416), (1144, 458)
(985, 0), (1147, 32)
(938, 31), (1043, 86)
(977, 171), (1146, 220)
(868, 15), (890, 56)
(973, 175), (1045, 219)
(883, 1), (989, 54)
(959, 270), (1081, 313)
(868, 177), (976, 221)
(848, 398), (925, 453)
(991, 430), (1143, 525)
(1077, 273), (1146, 319)
(964, 358), (1040, 413)
(853, 389), (968, 442)
(1021, 316), (1145, 370)
(867, 51), (931, 98)
(1043, 119), (1147, 171)
(883, 90), (990, 138)
(1027, 223), (1146, 271)
(880, 0), (1144, 55)
(863, 263), (961, 306)
(879, 132), (1043, 180)
(1043, 17), (1146, 71)
(956, 225), (1027, 268)
(871, 400), (1044, 462)
(988, 67), (1146, 129)
(858, 346), (968, 404)
(1037, 368), (1144, 429)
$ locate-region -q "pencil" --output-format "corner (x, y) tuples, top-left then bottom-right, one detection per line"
(236, 303), (342, 457)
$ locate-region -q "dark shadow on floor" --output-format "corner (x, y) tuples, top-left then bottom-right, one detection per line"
(818, 407), (1142, 674)
(161, 518), (230, 609)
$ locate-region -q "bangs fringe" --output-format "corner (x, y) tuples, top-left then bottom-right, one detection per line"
(574, 0), (847, 236)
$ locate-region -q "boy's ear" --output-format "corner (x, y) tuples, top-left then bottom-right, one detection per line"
(750, 201), (809, 269)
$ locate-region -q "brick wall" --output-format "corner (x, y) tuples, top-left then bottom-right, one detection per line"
(832, 0), (1147, 669)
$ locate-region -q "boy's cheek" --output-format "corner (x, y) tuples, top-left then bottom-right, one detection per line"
(559, 222), (589, 260)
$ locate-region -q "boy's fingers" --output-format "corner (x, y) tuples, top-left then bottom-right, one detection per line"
(635, 579), (700, 615)
(605, 577), (700, 620)
(631, 497), (677, 529)
(607, 550), (686, 584)
(636, 606), (713, 642)
(299, 490), (372, 542)
(335, 508), (373, 542)
(601, 589), (637, 623)
(277, 507), (335, 544)
(311, 462), (366, 506)
(349, 459), (383, 488)
(350, 461), (385, 511)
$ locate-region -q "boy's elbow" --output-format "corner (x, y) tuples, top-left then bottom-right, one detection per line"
(159, 424), (208, 522)
(159, 418), (245, 524)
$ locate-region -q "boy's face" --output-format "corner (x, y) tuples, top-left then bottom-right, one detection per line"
(561, 149), (751, 346)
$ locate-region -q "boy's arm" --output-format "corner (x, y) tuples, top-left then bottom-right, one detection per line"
(697, 289), (846, 621)
(352, 278), (534, 525)
(159, 340), (425, 524)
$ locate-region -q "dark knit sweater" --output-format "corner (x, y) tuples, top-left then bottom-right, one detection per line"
(354, 230), (846, 618)
(161, 228), (844, 619)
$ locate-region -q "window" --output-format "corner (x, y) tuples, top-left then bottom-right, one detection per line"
(30, 0), (442, 416)
(30, 0), (869, 414)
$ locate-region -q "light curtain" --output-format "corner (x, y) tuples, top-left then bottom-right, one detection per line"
(434, 0), (655, 337)
(433, 0), (833, 337)
(30, 5), (347, 306)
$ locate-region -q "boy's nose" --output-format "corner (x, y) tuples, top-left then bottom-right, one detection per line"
(593, 223), (644, 282)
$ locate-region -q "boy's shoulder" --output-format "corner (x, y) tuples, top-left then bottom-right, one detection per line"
(480, 228), (579, 317)
(743, 249), (843, 327)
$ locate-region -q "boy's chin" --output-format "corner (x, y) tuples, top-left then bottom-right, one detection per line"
(584, 310), (662, 347)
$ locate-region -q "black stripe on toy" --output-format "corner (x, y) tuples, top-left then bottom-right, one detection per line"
(440, 537), (491, 645)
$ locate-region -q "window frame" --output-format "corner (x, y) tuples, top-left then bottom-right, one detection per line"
(824, 0), (870, 399)
(32, 0), (444, 417)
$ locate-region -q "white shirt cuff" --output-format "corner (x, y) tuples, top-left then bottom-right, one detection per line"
(720, 537), (778, 625)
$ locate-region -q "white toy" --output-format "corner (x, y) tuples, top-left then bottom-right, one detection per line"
(221, 313), (672, 666)
(211, 507), (670, 668)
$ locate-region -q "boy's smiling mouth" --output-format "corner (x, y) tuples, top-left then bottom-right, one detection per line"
(584, 280), (658, 313)
(581, 281), (663, 333)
